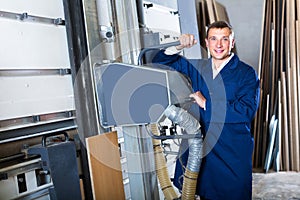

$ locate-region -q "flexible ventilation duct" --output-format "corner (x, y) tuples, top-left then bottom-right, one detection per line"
(150, 124), (180, 200)
(164, 105), (203, 200)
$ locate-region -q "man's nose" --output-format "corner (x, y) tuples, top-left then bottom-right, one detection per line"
(216, 40), (222, 47)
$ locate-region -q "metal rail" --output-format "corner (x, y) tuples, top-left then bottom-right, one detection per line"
(0, 10), (64, 25)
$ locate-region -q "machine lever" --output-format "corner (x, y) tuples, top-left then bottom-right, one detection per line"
(138, 41), (180, 65)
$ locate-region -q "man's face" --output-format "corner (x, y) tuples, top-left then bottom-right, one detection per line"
(205, 27), (235, 65)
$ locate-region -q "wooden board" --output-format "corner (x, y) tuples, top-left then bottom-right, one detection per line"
(281, 72), (290, 171)
(286, 54), (294, 170)
(297, 21), (300, 166)
(206, 0), (216, 23)
(201, 0), (208, 26)
(254, 89), (264, 167)
(274, 81), (281, 171)
(211, 0), (219, 21)
(270, 0), (276, 116)
(288, 0), (299, 171)
(214, 2), (229, 22)
(291, 66), (300, 171)
(199, 0), (208, 48)
(257, 0), (268, 79)
(254, 0), (300, 171)
(279, 0), (286, 73)
(86, 131), (125, 200)
(254, 0), (272, 168)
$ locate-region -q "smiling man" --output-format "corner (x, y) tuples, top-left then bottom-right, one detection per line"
(153, 21), (260, 200)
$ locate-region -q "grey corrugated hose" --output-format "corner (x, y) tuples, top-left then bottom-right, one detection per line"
(164, 105), (203, 200)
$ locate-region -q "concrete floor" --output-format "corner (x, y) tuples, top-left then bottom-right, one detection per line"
(252, 171), (300, 200)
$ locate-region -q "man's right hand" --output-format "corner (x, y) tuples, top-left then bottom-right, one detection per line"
(176, 34), (198, 50)
(190, 91), (206, 110)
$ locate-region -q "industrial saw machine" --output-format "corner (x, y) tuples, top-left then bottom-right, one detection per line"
(93, 42), (203, 200)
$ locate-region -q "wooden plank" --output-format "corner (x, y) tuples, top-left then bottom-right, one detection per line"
(279, 0), (286, 73)
(199, 0), (208, 48)
(214, 2), (229, 22)
(281, 73), (289, 170)
(269, 0), (276, 117)
(291, 65), (299, 171)
(285, 0), (293, 170)
(285, 34), (294, 171)
(254, 89), (264, 167)
(288, 0), (299, 171)
(274, 80), (281, 171)
(279, 0), (286, 170)
(257, 0), (268, 79)
(211, 0), (219, 21)
(254, 0), (269, 168)
(297, 21), (300, 168)
(201, 0), (209, 26)
(86, 131), (125, 200)
(270, 23), (276, 116)
(298, 0), (300, 20)
(259, 0), (273, 168)
(206, 0), (216, 23)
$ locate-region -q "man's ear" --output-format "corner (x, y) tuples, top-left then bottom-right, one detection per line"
(205, 38), (209, 47)
(231, 39), (235, 49)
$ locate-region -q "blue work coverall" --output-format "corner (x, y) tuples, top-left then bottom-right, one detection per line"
(152, 50), (260, 200)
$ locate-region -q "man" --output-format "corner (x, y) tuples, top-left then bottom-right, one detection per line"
(152, 21), (260, 199)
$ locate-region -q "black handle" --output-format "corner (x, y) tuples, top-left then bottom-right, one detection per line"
(138, 41), (181, 65)
(42, 132), (69, 147)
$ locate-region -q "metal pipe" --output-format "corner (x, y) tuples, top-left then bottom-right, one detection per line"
(113, 0), (141, 64)
(95, 0), (121, 61)
(136, 0), (146, 28)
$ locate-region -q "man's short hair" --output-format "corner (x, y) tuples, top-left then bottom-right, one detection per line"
(206, 21), (234, 38)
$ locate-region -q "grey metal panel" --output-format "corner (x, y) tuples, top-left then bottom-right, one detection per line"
(94, 63), (169, 127)
(94, 63), (193, 127)
(0, 18), (70, 69)
(0, 0), (65, 18)
(142, 2), (180, 35)
(0, 0), (76, 145)
(0, 75), (74, 121)
(177, 0), (202, 59)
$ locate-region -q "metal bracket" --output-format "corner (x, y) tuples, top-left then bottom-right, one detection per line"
(99, 25), (115, 42)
